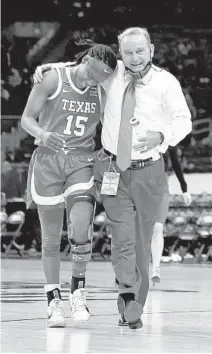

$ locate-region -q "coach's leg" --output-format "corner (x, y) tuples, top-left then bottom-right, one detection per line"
(132, 159), (168, 310)
(98, 181), (142, 327)
(102, 190), (143, 327)
(135, 213), (154, 309)
(102, 190), (138, 292)
(94, 157), (143, 328)
(94, 157), (140, 294)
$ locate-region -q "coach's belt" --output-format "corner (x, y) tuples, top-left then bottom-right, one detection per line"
(103, 149), (158, 169)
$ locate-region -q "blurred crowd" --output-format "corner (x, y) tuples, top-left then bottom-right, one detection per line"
(1, 36), (37, 115)
(1, 26), (212, 259)
(1, 26), (212, 185)
(2, 27), (212, 114)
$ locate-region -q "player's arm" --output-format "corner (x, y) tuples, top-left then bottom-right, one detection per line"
(21, 70), (65, 152)
(33, 62), (74, 84)
(168, 146), (192, 205)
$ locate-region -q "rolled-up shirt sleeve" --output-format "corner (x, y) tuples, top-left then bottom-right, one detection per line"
(161, 76), (192, 147)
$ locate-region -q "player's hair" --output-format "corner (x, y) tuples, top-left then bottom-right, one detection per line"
(118, 27), (151, 47)
(87, 44), (117, 70)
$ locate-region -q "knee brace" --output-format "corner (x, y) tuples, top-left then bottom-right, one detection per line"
(65, 194), (95, 262)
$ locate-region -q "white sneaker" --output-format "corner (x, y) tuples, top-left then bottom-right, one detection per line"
(171, 253), (182, 262)
(152, 267), (161, 285)
(69, 289), (90, 321)
(47, 299), (66, 328)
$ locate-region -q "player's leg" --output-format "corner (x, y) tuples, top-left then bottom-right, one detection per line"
(65, 193), (95, 321)
(38, 206), (65, 327)
(151, 191), (169, 284)
(29, 149), (66, 327)
(64, 155), (96, 321)
(151, 222), (164, 283)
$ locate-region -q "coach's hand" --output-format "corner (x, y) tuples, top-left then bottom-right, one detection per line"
(40, 131), (66, 152)
(133, 131), (163, 153)
(33, 64), (52, 84)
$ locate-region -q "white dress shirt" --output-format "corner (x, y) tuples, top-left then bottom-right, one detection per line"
(101, 61), (192, 160)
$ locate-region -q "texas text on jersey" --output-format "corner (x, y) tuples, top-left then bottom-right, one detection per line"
(35, 67), (101, 150)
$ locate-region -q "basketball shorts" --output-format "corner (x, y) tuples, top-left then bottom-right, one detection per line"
(26, 146), (97, 209)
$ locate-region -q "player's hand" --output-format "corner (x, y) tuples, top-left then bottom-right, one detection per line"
(40, 131), (66, 152)
(33, 64), (52, 84)
(182, 192), (192, 206)
(133, 131), (163, 153)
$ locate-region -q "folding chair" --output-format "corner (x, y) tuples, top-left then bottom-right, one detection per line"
(1, 194), (25, 257)
(195, 214), (212, 261)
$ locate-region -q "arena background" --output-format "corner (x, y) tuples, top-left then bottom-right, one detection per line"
(1, 0), (212, 262)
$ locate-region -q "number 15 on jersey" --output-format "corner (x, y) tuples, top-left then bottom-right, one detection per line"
(63, 115), (88, 136)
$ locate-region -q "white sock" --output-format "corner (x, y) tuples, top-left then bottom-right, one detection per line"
(44, 283), (61, 293)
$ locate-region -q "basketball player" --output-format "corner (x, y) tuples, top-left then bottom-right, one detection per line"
(151, 145), (192, 284)
(21, 44), (117, 328)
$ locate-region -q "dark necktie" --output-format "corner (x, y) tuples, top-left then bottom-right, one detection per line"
(116, 81), (136, 171)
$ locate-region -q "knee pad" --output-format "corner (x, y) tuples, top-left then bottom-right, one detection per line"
(66, 194), (95, 262)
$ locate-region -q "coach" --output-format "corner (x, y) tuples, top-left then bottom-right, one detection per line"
(94, 27), (192, 328)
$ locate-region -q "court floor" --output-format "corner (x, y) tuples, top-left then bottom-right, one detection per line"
(1, 259), (212, 353)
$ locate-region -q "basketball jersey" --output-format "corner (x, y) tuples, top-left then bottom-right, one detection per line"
(35, 66), (101, 150)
